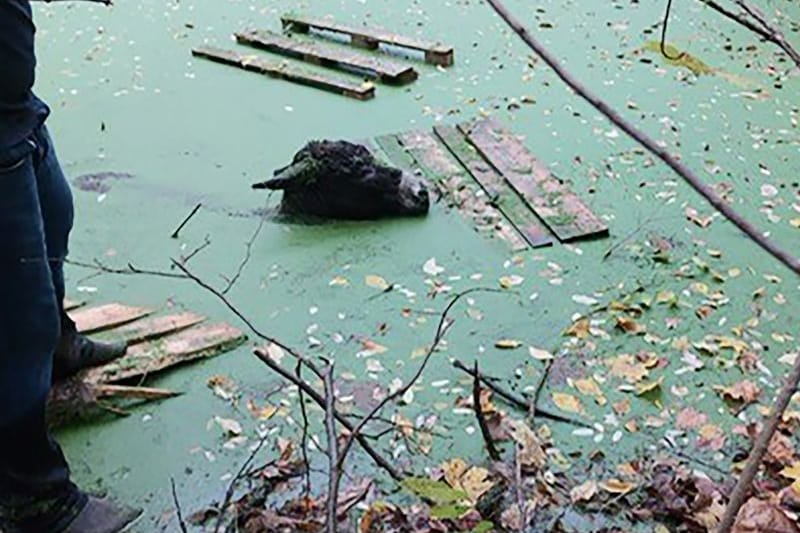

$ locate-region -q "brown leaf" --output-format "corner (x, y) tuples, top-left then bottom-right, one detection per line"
(570, 480), (599, 503)
(616, 316), (646, 335)
(732, 497), (800, 533)
(565, 317), (590, 339)
(714, 380), (761, 406)
(552, 392), (584, 414)
(675, 407), (708, 430)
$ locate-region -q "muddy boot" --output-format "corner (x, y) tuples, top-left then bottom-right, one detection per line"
(61, 496), (141, 533)
(53, 312), (128, 382)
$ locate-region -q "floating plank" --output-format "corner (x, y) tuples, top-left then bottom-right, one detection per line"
(70, 303), (154, 334)
(191, 46), (375, 101)
(281, 15), (454, 67)
(235, 30), (418, 85)
(93, 312), (206, 346)
(434, 125), (553, 249)
(376, 132), (528, 251)
(82, 323), (246, 385)
(63, 299), (85, 312)
(460, 119), (608, 242)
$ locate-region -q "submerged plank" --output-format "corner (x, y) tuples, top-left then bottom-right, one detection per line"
(376, 132), (528, 252)
(235, 30), (418, 85)
(94, 312), (206, 345)
(192, 46), (375, 100)
(281, 15), (454, 66)
(83, 322), (246, 385)
(434, 124), (553, 249)
(460, 119), (608, 242)
(70, 304), (154, 334)
(63, 299), (85, 312)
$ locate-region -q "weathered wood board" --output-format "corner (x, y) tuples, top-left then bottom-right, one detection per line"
(460, 118), (608, 243)
(434, 125), (554, 249)
(94, 312), (206, 346)
(281, 15), (454, 67)
(191, 46), (375, 100)
(235, 30), (418, 85)
(70, 303), (154, 334)
(63, 299), (84, 312)
(376, 132), (528, 251)
(83, 322), (246, 385)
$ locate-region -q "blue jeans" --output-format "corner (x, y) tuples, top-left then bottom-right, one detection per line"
(0, 125), (85, 530)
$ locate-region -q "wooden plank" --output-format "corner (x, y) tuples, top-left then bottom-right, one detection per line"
(375, 132), (528, 252)
(434, 124), (554, 249)
(281, 15), (454, 67)
(83, 323), (246, 385)
(191, 46), (375, 100)
(235, 31), (418, 85)
(70, 304), (154, 334)
(460, 118), (608, 242)
(93, 312), (206, 346)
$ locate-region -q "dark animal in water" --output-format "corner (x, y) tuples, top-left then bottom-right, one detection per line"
(251, 141), (430, 220)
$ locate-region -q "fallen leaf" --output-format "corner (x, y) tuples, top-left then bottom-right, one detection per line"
(213, 416), (242, 437)
(529, 346), (554, 360)
(499, 275), (525, 289)
(675, 407), (708, 430)
(608, 354), (649, 383)
(365, 275), (390, 290)
(552, 392), (584, 414)
(570, 480), (599, 503)
(423, 258), (445, 276)
(565, 318), (590, 339)
(714, 380), (761, 406)
(600, 479), (637, 495)
(732, 497), (800, 532)
(495, 339), (523, 350)
(616, 316), (646, 335)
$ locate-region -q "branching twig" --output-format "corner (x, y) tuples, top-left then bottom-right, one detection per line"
(213, 431), (271, 533)
(473, 361), (501, 461)
(452, 359), (590, 428)
(485, 0), (800, 276)
(295, 362), (313, 501)
(179, 234), (212, 266)
(324, 365), (339, 533)
(333, 288), (501, 488)
(221, 204), (269, 295)
(67, 258), (189, 280)
(171, 478), (189, 533)
(171, 203), (202, 239)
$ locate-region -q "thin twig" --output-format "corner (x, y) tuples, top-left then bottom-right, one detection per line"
(529, 358), (553, 426)
(717, 357), (800, 532)
(170, 478), (189, 533)
(253, 348), (401, 480)
(213, 431), (271, 533)
(333, 288), (502, 487)
(221, 203), (269, 295)
(660, 0), (686, 60)
(67, 259), (189, 280)
(171, 203), (202, 239)
(473, 361), (501, 461)
(180, 234), (212, 266)
(452, 359), (590, 428)
(294, 361), (313, 502)
(324, 365), (339, 533)
(485, 0), (800, 276)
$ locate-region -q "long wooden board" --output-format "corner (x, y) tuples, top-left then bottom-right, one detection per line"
(460, 118), (608, 242)
(235, 30), (418, 85)
(83, 323), (246, 385)
(63, 299), (85, 312)
(281, 15), (454, 67)
(376, 132), (528, 251)
(70, 304), (154, 334)
(434, 125), (553, 248)
(191, 46), (375, 100)
(94, 312), (206, 345)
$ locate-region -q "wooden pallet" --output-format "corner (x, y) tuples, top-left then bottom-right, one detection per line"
(192, 46), (375, 101)
(375, 132), (528, 252)
(235, 30), (418, 85)
(48, 301), (247, 426)
(460, 118), (608, 243)
(282, 15), (454, 67)
(434, 125), (553, 248)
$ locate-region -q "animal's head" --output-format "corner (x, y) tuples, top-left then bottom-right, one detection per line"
(252, 141), (429, 220)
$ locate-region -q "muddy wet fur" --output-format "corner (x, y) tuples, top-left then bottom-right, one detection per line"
(252, 140), (430, 220)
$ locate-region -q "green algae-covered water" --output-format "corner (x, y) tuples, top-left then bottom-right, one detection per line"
(33, 0), (799, 529)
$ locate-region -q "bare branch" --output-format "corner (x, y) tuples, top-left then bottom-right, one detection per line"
(485, 0), (800, 276)
(324, 365), (339, 533)
(170, 478), (189, 533)
(221, 203), (269, 295)
(171, 203), (203, 239)
(295, 361), (312, 501)
(473, 361), (501, 461)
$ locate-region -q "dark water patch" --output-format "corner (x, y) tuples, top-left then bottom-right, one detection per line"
(73, 171), (134, 193)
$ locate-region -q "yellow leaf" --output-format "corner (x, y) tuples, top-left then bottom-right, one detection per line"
(790, 218), (800, 229)
(655, 290), (677, 305)
(780, 462), (800, 481)
(573, 377), (602, 397)
(460, 467), (494, 503)
(600, 479), (637, 494)
(365, 275), (390, 291)
(529, 346), (554, 361)
(607, 354), (649, 383)
(495, 339), (523, 350)
(635, 376), (664, 396)
(565, 318), (590, 339)
(329, 276), (349, 287)
(499, 275), (525, 289)
(552, 392), (583, 414)
(442, 458), (470, 490)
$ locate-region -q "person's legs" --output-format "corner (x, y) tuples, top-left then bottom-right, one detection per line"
(0, 135), (85, 531)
